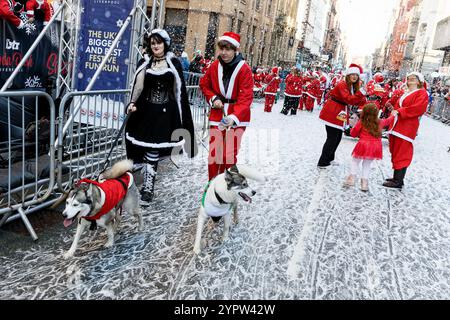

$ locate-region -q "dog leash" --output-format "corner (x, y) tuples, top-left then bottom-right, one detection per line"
(95, 111), (131, 181)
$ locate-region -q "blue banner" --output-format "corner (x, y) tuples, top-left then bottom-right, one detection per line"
(75, 0), (133, 91)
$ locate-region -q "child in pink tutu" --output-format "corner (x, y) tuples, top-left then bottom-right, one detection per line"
(344, 103), (394, 191)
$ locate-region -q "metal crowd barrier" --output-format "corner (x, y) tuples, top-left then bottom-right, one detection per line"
(427, 97), (450, 124)
(183, 71), (203, 86)
(0, 91), (56, 240)
(56, 90), (131, 192)
(0, 75), (210, 239)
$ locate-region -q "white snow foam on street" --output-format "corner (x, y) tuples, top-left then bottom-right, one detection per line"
(0, 99), (449, 299)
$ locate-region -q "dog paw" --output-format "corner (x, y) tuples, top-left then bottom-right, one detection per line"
(222, 234), (229, 242)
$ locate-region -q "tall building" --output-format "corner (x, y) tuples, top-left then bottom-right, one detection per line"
(268, 0), (300, 68)
(433, 15), (450, 75)
(322, 0), (341, 66)
(410, 0), (450, 78)
(386, 0), (418, 75)
(296, 0), (331, 68)
(150, 0), (299, 68)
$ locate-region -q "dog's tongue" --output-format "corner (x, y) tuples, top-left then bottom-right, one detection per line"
(63, 219), (74, 228)
(240, 193), (252, 203)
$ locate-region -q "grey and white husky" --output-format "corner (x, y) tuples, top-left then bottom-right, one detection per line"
(62, 160), (142, 259)
(193, 165), (266, 255)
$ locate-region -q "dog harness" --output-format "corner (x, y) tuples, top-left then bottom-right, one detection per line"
(201, 179), (232, 217)
(77, 172), (133, 221)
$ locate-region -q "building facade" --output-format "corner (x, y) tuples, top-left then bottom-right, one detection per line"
(149, 0), (299, 68)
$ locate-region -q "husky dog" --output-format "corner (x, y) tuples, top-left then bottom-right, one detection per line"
(193, 165), (265, 255)
(62, 160), (142, 259)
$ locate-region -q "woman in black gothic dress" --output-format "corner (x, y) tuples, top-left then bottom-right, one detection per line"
(125, 29), (197, 205)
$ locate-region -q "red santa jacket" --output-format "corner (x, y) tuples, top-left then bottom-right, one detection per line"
(263, 74), (281, 95)
(0, 0), (24, 28)
(199, 58), (253, 127)
(319, 80), (367, 130)
(253, 73), (264, 88)
(26, 0), (52, 24)
(388, 89), (428, 143)
(305, 79), (322, 100)
(319, 74), (327, 90)
(284, 74), (303, 97)
(365, 80), (389, 110)
(78, 173), (132, 221)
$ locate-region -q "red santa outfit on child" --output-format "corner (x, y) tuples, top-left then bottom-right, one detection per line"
(199, 32), (253, 180)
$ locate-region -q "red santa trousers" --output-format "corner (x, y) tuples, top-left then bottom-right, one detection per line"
(264, 95), (276, 112)
(208, 127), (246, 180)
(305, 96), (315, 111)
(298, 95), (305, 110)
(389, 135), (413, 170)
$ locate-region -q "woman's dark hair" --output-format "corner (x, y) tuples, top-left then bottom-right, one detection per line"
(345, 74), (361, 93)
(147, 33), (170, 55)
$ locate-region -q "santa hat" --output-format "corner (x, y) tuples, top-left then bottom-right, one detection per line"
(219, 32), (241, 48)
(373, 72), (384, 83)
(272, 67), (280, 74)
(345, 63), (363, 76)
(149, 29), (171, 46)
(406, 71), (425, 83)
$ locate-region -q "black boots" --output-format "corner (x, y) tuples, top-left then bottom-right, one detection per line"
(383, 168), (407, 189)
(280, 107), (289, 115)
(140, 162), (158, 205)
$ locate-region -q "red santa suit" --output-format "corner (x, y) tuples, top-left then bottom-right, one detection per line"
(26, 0), (52, 25)
(365, 80), (389, 112)
(0, 0), (25, 28)
(253, 71), (264, 89)
(304, 76), (322, 112)
(318, 73), (328, 103)
(351, 117), (394, 160)
(77, 173), (132, 221)
(199, 50), (253, 180)
(319, 80), (367, 130)
(284, 74), (303, 98)
(263, 69), (281, 112)
(387, 88), (428, 170)
(299, 73), (312, 110)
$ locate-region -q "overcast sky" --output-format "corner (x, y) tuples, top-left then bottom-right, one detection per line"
(337, 0), (398, 61)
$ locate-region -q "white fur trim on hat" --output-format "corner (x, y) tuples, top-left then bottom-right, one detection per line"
(345, 67), (360, 76)
(149, 29), (171, 46)
(218, 36), (240, 48)
(406, 71), (424, 83)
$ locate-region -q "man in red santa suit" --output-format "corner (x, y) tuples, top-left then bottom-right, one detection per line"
(299, 71), (312, 111)
(365, 72), (389, 112)
(304, 72), (322, 112)
(26, 0), (52, 25)
(0, 0), (25, 29)
(317, 63), (367, 168)
(263, 66), (281, 112)
(199, 32), (253, 180)
(281, 66), (303, 115)
(383, 72), (429, 189)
